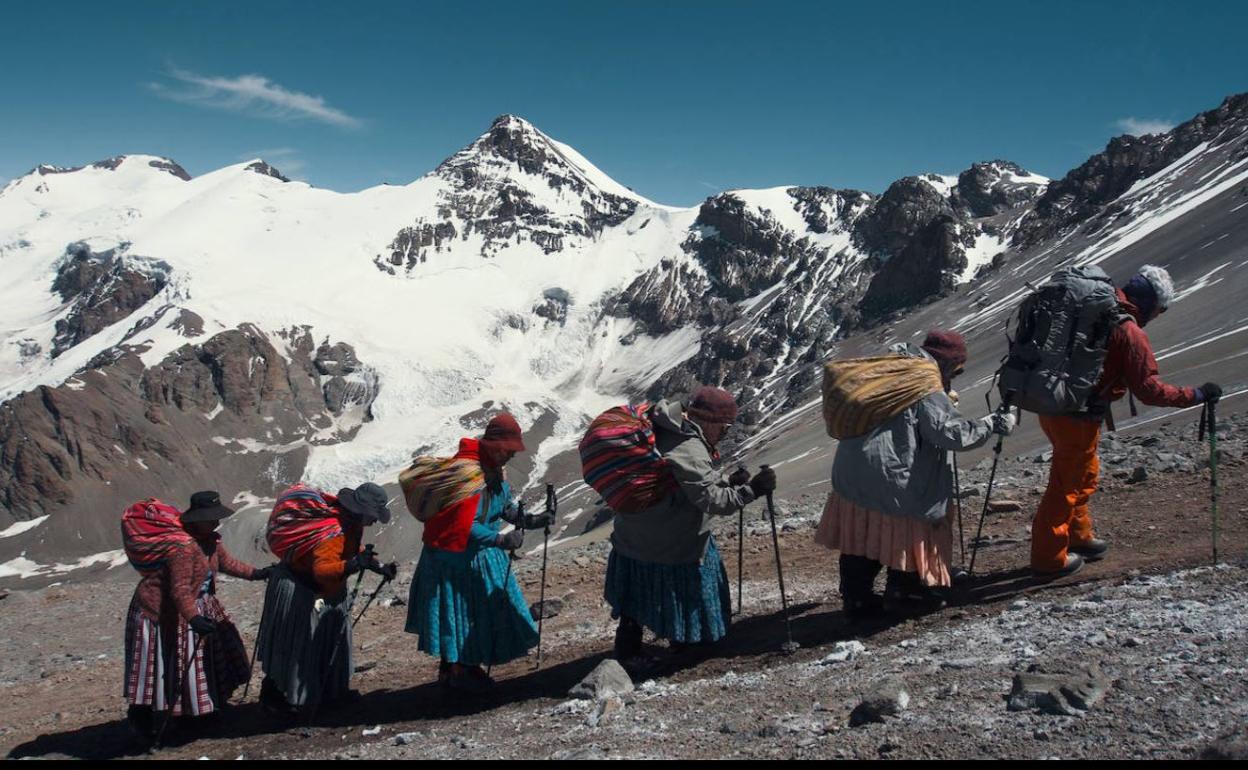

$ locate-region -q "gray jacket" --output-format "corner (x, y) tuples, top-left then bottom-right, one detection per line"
(831, 345), (994, 523)
(610, 399), (756, 565)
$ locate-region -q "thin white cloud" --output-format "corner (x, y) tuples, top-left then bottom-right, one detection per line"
(151, 66), (363, 129)
(1115, 117), (1175, 137)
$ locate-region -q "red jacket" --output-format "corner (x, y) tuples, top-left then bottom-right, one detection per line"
(1094, 289), (1198, 410)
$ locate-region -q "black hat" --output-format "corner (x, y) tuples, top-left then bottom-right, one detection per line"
(181, 490), (236, 523)
(337, 482), (392, 525)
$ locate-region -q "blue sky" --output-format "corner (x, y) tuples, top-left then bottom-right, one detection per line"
(1, 0), (1245, 205)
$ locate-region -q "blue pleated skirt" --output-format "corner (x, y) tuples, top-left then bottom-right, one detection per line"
(404, 544), (538, 666)
(604, 538), (732, 644)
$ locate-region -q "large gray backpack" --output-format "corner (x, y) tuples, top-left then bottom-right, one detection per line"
(996, 265), (1130, 415)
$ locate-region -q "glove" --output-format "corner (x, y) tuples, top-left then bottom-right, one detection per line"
(345, 551), (382, 576)
(727, 467), (751, 486)
(500, 501), (523, 526)
(522, 512), (554, 531)
(496, 529), (525, 551)
(749, 467), (777, 497)
(189, 616), (217, 636)
(379, 561), (399, 582)
(988, 411), (1017, 436)
(250, 564), (278, 581)
(1197, 382), (1223, 404)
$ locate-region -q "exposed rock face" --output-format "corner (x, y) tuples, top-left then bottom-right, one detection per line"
(245, 161), (290, 183)
(858, 214), (971, 323)
(381, 114), (640, 270)
(0, 325), (376, 521)
(952, 161), (1047, 218)
(50, 242), (170, 357)
(1015, 93), (1248, 247)
(148, 158), (192, 181)
(854, 176), (958, 257)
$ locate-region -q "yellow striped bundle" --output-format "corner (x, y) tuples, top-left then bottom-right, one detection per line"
(398, 456), (485, 523)
(821, 356), (943, 439)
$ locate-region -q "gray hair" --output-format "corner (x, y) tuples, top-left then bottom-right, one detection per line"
(1139, 264), (1175, 309)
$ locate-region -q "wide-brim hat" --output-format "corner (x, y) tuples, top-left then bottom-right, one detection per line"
(337, 482), (392, 524)
(181, 490), (236, 523)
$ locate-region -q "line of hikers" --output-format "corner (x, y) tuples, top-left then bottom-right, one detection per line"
(117, 263), (1224, 743)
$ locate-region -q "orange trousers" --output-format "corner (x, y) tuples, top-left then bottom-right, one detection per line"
(1031, 414), (1101, 571)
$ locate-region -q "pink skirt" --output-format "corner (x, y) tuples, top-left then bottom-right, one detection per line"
(814, 491), (953, 587)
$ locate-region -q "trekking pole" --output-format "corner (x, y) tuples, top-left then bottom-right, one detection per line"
(1198, 401), (1220, 563)
(307, 544), (372, 724)
(968, 396), (1013, 577)
(953, 453), (966, 565)
(728, 501), (738, 616)
(735, 465), (747, 616)
(352, 573), (392, 629)
(240, 601), (268, 703)
(760, 466), (798, 654)
(153, 633), (206, 750)
(535, 483), (556, 669)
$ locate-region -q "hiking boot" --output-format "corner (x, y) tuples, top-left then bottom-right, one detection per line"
(259, 677), (299, 717)
(883, 569), (947, 614)
(1032, 552), (1085, 580)
(1070, 538), (1109, 561)
(445, 664), (491, 695)
(126, 704), (155, 742)
(842, 593), (885, 622)
(613, 616), (643, 661)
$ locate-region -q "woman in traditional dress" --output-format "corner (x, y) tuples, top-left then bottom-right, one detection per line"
(814, 330), (1014, 620)
(604, 386), (775, 665)
(122, 491), (271, 741)
(404, 413), (548, 693)
(257, 482), (395, 714)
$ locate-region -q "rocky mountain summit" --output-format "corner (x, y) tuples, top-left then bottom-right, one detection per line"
(1, 93), (1246, 573)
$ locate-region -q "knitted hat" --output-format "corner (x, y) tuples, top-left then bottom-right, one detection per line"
(1124, 264), (1175, 319)
(687, 386), (738, 424)
(921, 329), (968, 370)
(481, 413), (526, 453)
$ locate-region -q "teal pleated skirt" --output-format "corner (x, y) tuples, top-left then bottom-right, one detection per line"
(404, 544), (538, 666)
(604, 538), (732, 644)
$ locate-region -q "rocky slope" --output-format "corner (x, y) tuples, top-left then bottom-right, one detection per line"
(1, 93), (1246, 574)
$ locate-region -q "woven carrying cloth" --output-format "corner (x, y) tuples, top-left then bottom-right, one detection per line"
(822, 356), (943, 439)
(121, 499), (193, 575)
(398, 456), (485, 523)
(266, 485), (345, 563)
(579, 403), (676, 514)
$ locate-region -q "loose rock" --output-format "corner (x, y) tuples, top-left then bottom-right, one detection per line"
(569, 659), (634, 701)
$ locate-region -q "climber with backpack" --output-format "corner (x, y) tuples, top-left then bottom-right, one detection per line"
(583, 386), (775, 665)
(996, 264), (1222, 578)
(814, 331), (1014, 621)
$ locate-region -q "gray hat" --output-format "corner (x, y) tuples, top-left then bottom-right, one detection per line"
(337, 482), (392, 524)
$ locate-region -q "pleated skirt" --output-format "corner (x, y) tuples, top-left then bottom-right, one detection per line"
(604, 538), (731, 644)
(256, 565), (352, 706)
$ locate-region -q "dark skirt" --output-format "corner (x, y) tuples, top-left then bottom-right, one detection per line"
(604, 537), (732, 644)
(256, 565), (352, 706)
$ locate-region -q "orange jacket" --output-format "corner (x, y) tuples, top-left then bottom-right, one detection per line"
(290, 526), (363, 597)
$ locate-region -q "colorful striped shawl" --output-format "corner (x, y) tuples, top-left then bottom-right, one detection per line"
(121, 498), (194, 575)
(266, 484), (346, 563)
